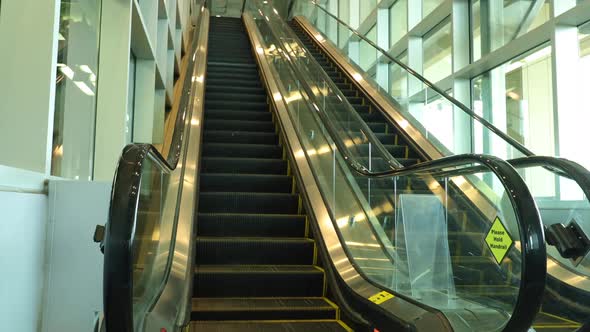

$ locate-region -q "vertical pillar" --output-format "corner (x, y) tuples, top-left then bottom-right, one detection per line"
(451, 0), (471, 154)
(94, 0), (133, 181)
(407, 0), (423, 121)
(376, 4), (390, 90)
(552, 21), (580, 199)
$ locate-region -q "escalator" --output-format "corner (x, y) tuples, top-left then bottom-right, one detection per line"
(99, 1), (588, 332)
(286, 4), (590, 331)
(192, 16), (350, 331)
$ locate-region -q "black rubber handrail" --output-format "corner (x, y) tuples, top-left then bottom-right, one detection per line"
(102, 1), (207, 331)
(253, 3), (547, 331)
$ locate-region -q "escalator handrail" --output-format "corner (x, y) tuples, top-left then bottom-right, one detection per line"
(254, 3), (547, 331)
(102, 1), (207, 330)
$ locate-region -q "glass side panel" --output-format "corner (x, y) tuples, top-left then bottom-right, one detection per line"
(131, 156), (166, 326)
(472, 0), (551, 61)
(472, 45), (554, 160)
(52, 0), (102, 180)
(389, 0), (407, 47)
(423, 20), (452, 84)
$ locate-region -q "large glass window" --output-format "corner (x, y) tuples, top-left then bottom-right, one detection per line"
(52, 0), (102, 180)
(472, 45), (554, 195)
(389, 0), (407, 47)
(572, 21), (590, 170)
(423, 0), (443, 18)
(359, 0), (377, 26)
(423, 20), (451, 83)
(472, 0), (551, 61)
(389, 52), (408, 100)
(360, 25), (377, 70)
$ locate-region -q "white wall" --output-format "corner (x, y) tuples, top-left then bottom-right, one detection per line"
(0, 0), (59, 174)
(41, 180), (110, 332)
(0, 191), (48, 332)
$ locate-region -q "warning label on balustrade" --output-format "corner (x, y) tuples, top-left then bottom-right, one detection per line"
(485, 217), (514, 265)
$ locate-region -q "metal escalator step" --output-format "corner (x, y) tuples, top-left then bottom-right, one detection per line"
(206, 100), (268, 110)
(207, 61), (257, 69)
(204, 110), (271, 121)
(194, 265), (324, 297)
(200, 173), (292, 193)
(191, 298), (337, 321)
(204, 130), (277, 144)
(197, 213), (306, 237)
(206, 85), (265, 95)
(190, 321), (349, 331)
(202, 143), (282, 158)
(198, 192), (299, 214)
(206, 72), (261, 83)
(206, 92), (266, 103)
(206, 78), (262, 89)
(204, 119), (275, 132)
(196, 237), (315, 265)
(201, 157), (287, 175)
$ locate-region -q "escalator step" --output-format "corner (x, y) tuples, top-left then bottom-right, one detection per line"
(204, 130), (277, 144)
(204, 119), (275, 132)
(204, 110), (272, 122)
(200, 173), (292, 193)
(196, 237), (315, 265)
(207, 61), (257, 69)
(207, 73), (261, 83)
(190, 321), (348, 331)
(198, 192), (299, 214)
(206, 100), (267, 111)
(197, 213), (306, 237)
(206, 85), (265, 95)
(202, 143), (282, 158)
(191, 298), (337, 321)
(201, 157), (287, 174)
(194, 265), (324, 297)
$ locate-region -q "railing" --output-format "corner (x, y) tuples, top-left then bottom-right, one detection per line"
(248, 1), (547, 330)
(101, 1), (208, 331)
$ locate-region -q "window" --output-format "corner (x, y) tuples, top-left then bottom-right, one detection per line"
(359, 0), (377, 25)
(360, 25), (377, 71)
(472, 45), (554, 195)
(389, 52), (408, 100)
(52, 0), (102, 179)
(472, 0), (551, 61)
(389, 0), (407, 47)
(423, 20), (452, 83)
(423, 0), (443, 18)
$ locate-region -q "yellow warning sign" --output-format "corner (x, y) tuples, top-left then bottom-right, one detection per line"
(368, 291), (394, 304)
(485, 217), (514, 264)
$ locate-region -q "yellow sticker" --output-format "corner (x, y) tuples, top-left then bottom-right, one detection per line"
(485, 217), (514, 264)
(368, 291), (394, 304)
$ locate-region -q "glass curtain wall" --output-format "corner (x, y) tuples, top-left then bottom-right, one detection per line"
(52, 0), (102, 180)
(471, 0), (551, 61)
(423, 19), (452, 83)
(389, 0), (406, 47)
